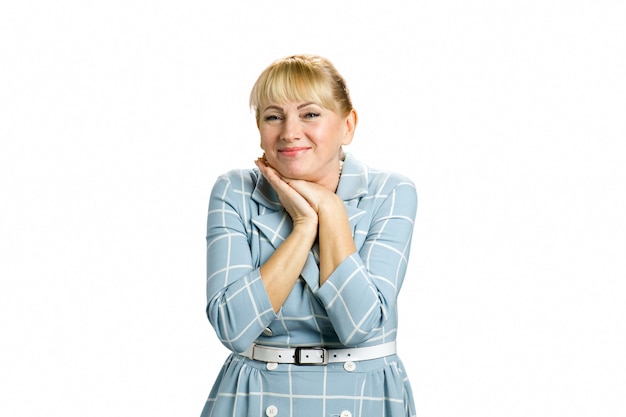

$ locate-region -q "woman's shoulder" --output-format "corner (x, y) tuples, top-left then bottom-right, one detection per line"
(211, 167), (261, 192)
(340, 153), (416, 202)
(345, 153), (414, 186)
(215, 168), (261, 186)
(366, 169), (417, 215)
(368, 166), (415, 186)
(364, 163), (416, 195)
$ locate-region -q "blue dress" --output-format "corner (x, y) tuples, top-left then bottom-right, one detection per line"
(201, 153), (418, 417)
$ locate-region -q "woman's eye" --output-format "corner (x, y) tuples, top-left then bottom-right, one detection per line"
(264, 115), (281, 121)
(304, 112), (320, 119)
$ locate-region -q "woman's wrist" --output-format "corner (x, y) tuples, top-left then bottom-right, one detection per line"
(317, 193), (345, 217)
(291, 219), (319, 240)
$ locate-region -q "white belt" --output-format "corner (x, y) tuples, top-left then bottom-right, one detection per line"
(240, 341), (396, 365)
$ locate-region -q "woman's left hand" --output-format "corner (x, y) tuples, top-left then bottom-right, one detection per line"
(284, 178), (340, 214)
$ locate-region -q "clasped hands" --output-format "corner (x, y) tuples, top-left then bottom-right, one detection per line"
(255, 157), (340, 230)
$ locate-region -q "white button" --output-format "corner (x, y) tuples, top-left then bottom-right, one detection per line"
(263, 327), (273, 336)
(266, 362), (278, 370)
(340, 411), (352, 417)
(266, 405), (278, 416)
(343, 361), (356, 372)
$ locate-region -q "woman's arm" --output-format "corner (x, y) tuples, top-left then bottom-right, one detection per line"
(259, 222), (317, 312)
(206, 173), (275, 353)
(316, 193), (357, 285)
(206, 162), (322, 354)
(254, 159), (319, 312)
(316, 176), (418, 345)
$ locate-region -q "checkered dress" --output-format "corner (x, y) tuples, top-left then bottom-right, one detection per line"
(201, 153), (418, 417)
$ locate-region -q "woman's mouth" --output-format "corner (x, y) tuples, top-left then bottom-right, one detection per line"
(278, 147), (310, 157)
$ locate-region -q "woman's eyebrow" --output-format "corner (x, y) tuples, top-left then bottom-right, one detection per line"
(263, 102), (318, 112)
(263, 105), (283, 112)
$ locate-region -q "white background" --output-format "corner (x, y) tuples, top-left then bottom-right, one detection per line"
(1, 1), (625, 416)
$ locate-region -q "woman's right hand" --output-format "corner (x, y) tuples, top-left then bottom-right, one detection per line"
(255, 158), (319, 231)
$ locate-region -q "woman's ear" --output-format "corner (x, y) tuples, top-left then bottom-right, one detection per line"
(342, 109), (358, 145)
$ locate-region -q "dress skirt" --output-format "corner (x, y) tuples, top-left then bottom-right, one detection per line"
(200, 352), (416, 417)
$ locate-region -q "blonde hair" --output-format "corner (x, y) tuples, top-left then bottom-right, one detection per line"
(250, 54), (354, 122)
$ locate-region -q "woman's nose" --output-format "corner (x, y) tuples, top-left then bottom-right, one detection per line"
(281, 117), (301, 141)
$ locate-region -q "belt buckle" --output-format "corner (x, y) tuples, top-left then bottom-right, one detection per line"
(294, 347), (328, 365)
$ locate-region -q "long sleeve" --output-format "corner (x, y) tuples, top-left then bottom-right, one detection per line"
(205, 171), (277, 353)
(316, 173), (417, 346)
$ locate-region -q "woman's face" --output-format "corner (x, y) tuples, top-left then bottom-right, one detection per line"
(259, 101), (356, 189)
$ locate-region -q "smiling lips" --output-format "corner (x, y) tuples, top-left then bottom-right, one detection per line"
(278, 147), (311, 157)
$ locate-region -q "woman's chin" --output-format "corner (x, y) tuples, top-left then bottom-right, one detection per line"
(276, 166), (306, 180)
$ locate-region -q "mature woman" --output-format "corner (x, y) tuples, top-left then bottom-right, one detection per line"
(201, 54), (417, 417)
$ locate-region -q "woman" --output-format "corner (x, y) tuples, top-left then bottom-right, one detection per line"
(201, 54), (417, 417)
